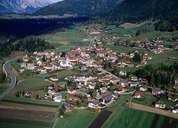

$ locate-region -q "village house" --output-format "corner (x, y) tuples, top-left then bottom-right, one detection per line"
(99, 92), (114, 106)
(155, 101), (166, 109)
(152, 88), (165, 96)
(88, 100), (100, 109)
(132, 92), (141, 98)
(172, 104), (178, 114)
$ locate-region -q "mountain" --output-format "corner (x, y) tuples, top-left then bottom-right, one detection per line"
(36, 0), (178, 27)
(0, 0), (61, 14)
(36, 0), (123, 16)
(108, 0), (178, 23)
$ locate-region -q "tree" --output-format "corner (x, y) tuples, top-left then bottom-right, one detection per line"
(91, 89), (97, 98)
(16, 91), (20, 97)
(132, 52), (142, 63)
(61, 52), (66, 57)
(0, 71), (6, 83)
(43, 86), (48, 92)
(42, 55), (46, 62)
(54, 84), (60, 92)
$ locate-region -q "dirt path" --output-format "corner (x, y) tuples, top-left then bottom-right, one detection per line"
(128, 102), (178, 120)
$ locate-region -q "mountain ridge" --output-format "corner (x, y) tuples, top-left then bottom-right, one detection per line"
(0, 0), (61, 14)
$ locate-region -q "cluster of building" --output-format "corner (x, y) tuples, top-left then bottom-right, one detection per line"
(17, 24), (178, 115)
(20, 51), (73, 74)
(64, 69), (150, 109)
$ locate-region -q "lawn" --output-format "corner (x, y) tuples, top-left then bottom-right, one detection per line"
(133, 92), (158, 106)
(16, 77), (52, 89)
(0, 119), (50, 128)
(57, 69), (80, 81)
(54, 109), (97, 128)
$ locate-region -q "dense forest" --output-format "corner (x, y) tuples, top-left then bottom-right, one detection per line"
(0, 37), (53, 58)
(133, 63), (178, 89)
(108, 0), (178, 30)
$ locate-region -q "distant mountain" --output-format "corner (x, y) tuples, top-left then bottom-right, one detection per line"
(0, 0), (61, 14)
(36, 0), (123, 16)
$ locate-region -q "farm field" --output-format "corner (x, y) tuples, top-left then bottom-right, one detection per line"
(0, 119), (50, 128)
(38, 27), (90, 51)
(2, 96), (59, 107)
(106, 22), (178, 41)
(147, 50), (178, 66)
(102, 96), (178, 128)
(54, 109), (97, 128)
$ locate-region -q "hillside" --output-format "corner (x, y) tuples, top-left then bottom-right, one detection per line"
(36, 0), (123, 16)
(36, 0), (178, 29)
(108, 0), (178, 26)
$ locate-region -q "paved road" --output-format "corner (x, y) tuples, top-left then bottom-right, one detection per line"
(0, 60), (17, 99)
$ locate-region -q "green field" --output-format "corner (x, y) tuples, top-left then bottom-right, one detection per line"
(106, 21), (178, 42)
(133, 92), (157, 106)
(0, 119), (50, 128)
(38, 27), (90, 51)
(3, 96), (59, 107)
(147, 50), (178, 65)
(57, 69), (80, 81)
(43, 95), (178, 128)
(103, 96), (177, 128)
(54, 109), (97, 128)
(134, 31), (178, 40)
(16, 77), (52, 89)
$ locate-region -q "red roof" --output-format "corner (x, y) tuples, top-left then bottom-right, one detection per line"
(132, 92), (141, 97)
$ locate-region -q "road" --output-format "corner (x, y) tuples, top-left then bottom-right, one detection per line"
(0, 60), (17, 99)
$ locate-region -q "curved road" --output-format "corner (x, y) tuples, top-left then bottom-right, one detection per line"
(0, 60), (17, 99)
